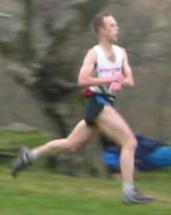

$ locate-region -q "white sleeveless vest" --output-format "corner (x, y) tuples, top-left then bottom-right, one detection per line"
(89, 44), (124, 95)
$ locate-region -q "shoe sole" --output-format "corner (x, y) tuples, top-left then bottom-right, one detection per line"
(123, 197), (154, 204)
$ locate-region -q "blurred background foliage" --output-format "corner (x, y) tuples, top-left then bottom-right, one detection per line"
(0, 0), (171, 176)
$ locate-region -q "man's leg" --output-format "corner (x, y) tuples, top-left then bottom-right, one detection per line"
(96, 105), (154, 203)
(12, 120), (97, 177)
(97, 105), (136, 183)
(32, 120), (96, 158)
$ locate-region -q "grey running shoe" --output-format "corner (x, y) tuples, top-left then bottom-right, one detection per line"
(11, 147), (32, 178)
(123, 186), (154, 204)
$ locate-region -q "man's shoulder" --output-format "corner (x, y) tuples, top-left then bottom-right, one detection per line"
(89, 44), (99, 52)
(83, 46), (97, 63)
(86, 46), (98, 58)
(113, 44), (125, 51)
(113, 45), (127, 58)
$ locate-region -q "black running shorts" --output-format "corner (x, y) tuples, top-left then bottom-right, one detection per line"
(84, 94), (115, 126)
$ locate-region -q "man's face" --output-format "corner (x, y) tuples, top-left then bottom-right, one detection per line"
(99, 16), (119, 43)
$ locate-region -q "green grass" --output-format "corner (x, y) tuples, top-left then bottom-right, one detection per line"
(0, 127), (170, 214)
(0, 128), (49, 151)
(0, 167), (171, 215)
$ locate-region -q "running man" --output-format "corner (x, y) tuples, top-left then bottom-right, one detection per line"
(12, 12), (154, 204)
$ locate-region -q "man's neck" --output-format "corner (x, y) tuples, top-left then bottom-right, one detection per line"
(99, 38), (113, 50)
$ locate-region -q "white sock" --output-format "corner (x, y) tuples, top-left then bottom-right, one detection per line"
(123, 182), (135, 195)
(30, 149), (39, 161)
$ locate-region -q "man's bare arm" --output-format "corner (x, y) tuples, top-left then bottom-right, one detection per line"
(78, 49), (115, 87)
(122, 49), (135, 87)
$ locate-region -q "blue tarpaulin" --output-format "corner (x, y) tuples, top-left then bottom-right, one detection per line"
(101, 134), (171, 171)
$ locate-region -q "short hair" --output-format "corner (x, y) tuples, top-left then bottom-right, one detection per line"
(92, 12), (113, 33)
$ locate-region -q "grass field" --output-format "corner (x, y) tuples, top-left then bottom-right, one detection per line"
(0, 167), (171, 215)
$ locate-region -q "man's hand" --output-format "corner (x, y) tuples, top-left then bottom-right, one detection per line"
(109, 73), (124, 93)
(114, 72), (124, 84)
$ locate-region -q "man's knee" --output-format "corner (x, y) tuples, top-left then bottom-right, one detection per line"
(65, 137), (79, 152)
(124, 134), (137, 150)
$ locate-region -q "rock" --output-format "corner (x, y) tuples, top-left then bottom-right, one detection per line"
(7, 63), (36, 86)
(7, 122), (37, 132)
